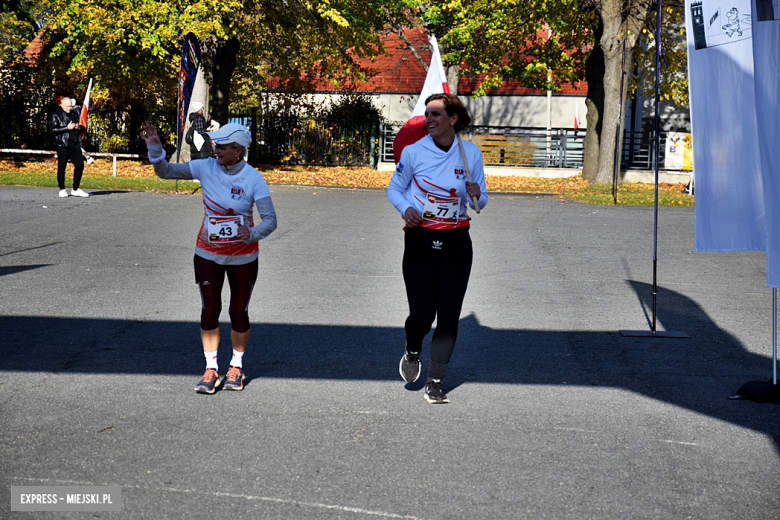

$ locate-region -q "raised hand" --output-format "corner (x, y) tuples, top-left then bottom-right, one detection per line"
(140, 123), (161, 145)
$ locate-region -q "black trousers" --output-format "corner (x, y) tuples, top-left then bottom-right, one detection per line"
(402, 226), (473, 365)
(56, 146), (84, 190)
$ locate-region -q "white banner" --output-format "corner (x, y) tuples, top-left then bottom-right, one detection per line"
(686, 0), (767, 254)
(751, 0), (780, 287)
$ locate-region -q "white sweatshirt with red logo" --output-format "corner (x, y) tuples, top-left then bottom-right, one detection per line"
(386, 135), (487, 230)
(148, 144), (277, 265)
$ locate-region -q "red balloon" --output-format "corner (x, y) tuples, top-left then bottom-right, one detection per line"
(393, 115), (428, 164)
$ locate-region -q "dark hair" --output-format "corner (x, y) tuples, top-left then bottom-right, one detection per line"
(424, 93), (472, 133)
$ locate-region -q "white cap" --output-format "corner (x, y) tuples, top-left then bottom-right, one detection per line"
(206, 123), (251, 148)
(191, 101), (204, 112)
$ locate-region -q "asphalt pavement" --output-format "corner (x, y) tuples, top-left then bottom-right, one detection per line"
(1, 183), (778, 519)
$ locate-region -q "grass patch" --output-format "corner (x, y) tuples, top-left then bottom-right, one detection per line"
(0, 156), (693, 206)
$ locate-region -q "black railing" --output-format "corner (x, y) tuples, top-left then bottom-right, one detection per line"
(1, 100), (178, 156)
(248, 114), (380, 167)
(381, 123), (689, 171)
(2, 101), (685, 171)
(2, 103), (381, 168)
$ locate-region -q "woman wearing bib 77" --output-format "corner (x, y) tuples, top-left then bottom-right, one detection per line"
(386, 94), (487, 404)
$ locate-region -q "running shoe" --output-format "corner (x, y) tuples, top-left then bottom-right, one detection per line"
(424, 380), (449, 404)
(399, 350), (421, 382)
(194, 368), (221, 394)
(223, 365), (245, 391)
(59, 189), (69, 198)
(71, 188), (90, 197)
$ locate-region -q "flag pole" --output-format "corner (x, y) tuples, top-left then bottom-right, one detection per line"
(620, 0), (688, 339)
(612, 38), (626, 206)
(731, 288), (780, 401)
(774, 288), (777, 385)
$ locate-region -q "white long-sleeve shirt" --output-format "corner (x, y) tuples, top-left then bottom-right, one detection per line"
(387, 135), (487, 230)
(148, 144), (277, 265)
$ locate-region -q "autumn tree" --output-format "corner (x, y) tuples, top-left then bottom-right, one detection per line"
(0, 0), (49, 64)
(381, 3), (463, 94)
(42, 0), (391, 121)
(427, 0), (685, 184)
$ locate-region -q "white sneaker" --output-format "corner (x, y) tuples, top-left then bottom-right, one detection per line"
(86, 156), (94, 164)
(71, 188), (90, 197)
(59, 189), (69, 198)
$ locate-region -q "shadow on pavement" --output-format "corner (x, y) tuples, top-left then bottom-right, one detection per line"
(1, 281), (777, 450)
(0, 264), (51, 277)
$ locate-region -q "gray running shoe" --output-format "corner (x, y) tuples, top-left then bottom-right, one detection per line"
(223, 365), (245, 391)
(424, 379), (449, 404)
(399, 351), (421, 382)
(195, 368), (221, 394)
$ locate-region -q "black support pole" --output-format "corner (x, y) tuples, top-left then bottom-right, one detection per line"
(621, 0), (689, 339)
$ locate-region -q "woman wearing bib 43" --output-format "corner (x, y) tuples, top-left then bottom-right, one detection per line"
(141, 123), (277, 394)
(386, 94), (487, 404)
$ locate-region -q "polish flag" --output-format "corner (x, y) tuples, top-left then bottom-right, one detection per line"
(79, 78), (92, 140)
(574, 101), (580, 130)
(393, 35), (449, 164)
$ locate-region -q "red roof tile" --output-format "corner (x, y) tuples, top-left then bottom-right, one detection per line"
(311, 27), (587, 95)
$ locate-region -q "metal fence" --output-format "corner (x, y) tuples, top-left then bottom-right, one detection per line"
(229, 112), (380, 167)
(1, 101), (178, 156)
(3, 101), (685, 171)
(380, 123), (585, 168)
(2, 103), (381, 167)
(381, 123), (687, 171)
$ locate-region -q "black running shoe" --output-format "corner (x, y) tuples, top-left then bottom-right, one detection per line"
(195, 368), (221, 394)
(399, 351), (421, 382)
(424, 379), (449, 404)
(223, 365), (245, 391)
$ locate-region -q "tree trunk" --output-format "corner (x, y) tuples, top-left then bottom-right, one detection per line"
(210, 37), (239, 126)
(193, 38), (215, 121)
(583, 1), (652, 184)
(446, 63), (460, 95)
(582, 17), (604, 181)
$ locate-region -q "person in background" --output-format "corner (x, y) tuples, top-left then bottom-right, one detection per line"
(186, 102), (213, 160)
(140, 122), (277, 394)
(50, 96), (89, 198)
(386, 93), (488, 404)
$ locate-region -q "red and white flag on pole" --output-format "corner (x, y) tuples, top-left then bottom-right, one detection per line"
(393, 35), (449, 164)
(574, 101), (580, 130)
(79, 78), (92, 141)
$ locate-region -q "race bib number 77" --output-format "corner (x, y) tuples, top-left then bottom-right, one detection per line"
(422, 193), (459, 225)
(207, 215), (244, 242)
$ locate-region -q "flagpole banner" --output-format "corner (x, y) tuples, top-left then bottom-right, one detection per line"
(574, 102), (580, 130)
(686, 0), (766, 253)
(79, 78), (92, 141)
(176, 33), (201, 161)
(393, 35), (450, 164)
(751, 0), (780, 287)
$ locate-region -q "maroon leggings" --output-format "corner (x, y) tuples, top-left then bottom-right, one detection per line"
(193, 255), (258, 333)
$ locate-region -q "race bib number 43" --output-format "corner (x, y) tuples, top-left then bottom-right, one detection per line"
(207, 216), (244, 242)
(422, 193), (459, 225)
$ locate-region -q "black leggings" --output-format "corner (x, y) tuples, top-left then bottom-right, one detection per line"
(194, 255), (258, 333)
(402, 226), (473, 365)
(56, 146), (84, 190)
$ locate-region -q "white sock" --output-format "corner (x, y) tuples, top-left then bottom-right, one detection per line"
(205, 350), (218, 371)
(230, 349), (244, 368)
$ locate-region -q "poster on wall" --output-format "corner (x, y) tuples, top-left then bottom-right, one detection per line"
(664, 133), (693, 170)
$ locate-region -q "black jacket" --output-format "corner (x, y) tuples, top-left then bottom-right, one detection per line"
(186, 112), (213, 159)
(51, 107), (83, 149)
